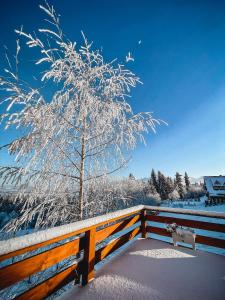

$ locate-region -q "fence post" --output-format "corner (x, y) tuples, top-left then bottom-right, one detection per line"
(141, 209), (147, 239)
(82, 227), (96, 285)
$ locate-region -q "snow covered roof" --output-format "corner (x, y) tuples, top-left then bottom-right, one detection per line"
(204, 176), (225, 197)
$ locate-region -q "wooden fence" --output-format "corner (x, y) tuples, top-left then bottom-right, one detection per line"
(0, 205), (224, 299)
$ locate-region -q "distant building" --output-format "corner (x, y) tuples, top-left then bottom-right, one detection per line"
(203, 176), (225, 203)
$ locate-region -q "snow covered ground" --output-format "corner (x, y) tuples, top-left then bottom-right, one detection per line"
(162, 196), (225, 212)
(58, 239), (225, 300)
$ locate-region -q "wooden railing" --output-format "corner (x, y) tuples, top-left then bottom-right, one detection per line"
(0, 205), (224, 299)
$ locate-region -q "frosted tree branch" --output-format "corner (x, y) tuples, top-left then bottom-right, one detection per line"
(0, 2), (163, 230)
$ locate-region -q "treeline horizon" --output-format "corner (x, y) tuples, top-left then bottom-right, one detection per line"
(129, 170), (203, 201)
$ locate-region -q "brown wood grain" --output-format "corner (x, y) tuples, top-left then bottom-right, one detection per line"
(95, 226), (141, 264)
(96, 214), (141, 243)
(0, 231), (84, 263)
(195, 235), (225, 249)
(141, 209), (147, 239)
(0, 209), (142, 262)
(15, 264), (78, 300)
(146, 215), (225, 233)
(82, 228), (96, 285)
(0, 238), (80, 290)
(146, 226), (171, 237)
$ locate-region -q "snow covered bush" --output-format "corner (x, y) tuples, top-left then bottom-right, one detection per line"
(0, 194), (20, 229)
(184, 185), (205, 200)
(0, 3), (162, 231)
(84, 177), (161, 219)
(168, 189), (180, 200)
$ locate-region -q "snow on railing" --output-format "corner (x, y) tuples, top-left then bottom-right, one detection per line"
(145, 205), (225, 218)
(0, 205), (144, 256)
(1, 205), (225, 256)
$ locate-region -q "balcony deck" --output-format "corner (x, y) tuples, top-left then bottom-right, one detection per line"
(59, 238), (225, 300)
(1, 205), (224, 300)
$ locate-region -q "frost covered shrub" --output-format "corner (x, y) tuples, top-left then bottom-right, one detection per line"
(84, 177), (159, 219)
(184, 185), (205, 199)
(0, 195), (20, 229)
(168, 189), (180, 200)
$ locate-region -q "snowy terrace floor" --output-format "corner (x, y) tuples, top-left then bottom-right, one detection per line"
(59, 239), (225, 300)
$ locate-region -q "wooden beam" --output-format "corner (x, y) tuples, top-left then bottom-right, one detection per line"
(141, 209), (147, 238)
(146, 215), (225, 233)
(146, 226), (225, 249)
(0, 209), (142, 262)
(147, 226), (170, 237)
(15, 264), (78, 300)
(196, 235), (225, 249)
(95, 226), (141, 264)
(96, 214), (140, 243)
(0, 238), (80, 290)
(0, 231), (84, 263)
(82, 228), (96, 286)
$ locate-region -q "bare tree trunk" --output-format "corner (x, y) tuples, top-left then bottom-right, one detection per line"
(79, 134), (85, 220)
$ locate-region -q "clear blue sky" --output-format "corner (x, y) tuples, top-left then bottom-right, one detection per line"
(0, 0), (225, 179)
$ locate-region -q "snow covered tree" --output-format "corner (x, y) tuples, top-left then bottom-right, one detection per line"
(157, 171), (168, 200)
(147, 178), (157, 194)
(159, 174), (176, 200)
(146, 177), (160, 201)
(168, 189), (180, 200)
(0, 3), (162, 229)
(150, 169), (159, 194)
(175, 172), (185, 199)
(128, 173), (136, 180)
(184, 172), (190, 190)
(164, 176), (175, 199)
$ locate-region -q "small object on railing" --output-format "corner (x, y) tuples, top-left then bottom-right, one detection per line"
(166, 223), (196, 250)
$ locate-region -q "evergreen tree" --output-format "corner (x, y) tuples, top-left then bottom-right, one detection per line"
(151, 169), (159, 193)
(148, 178), (158, 195)
(129, 173), (135, 180)
(184, 172), (190, 190)
(175, 172), (185, 199)
(165, 177), (175, 196)
(158, 171), (168, 200)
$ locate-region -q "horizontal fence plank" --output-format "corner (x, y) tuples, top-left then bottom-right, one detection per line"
(0, 231), (84, 263)
(15, 264), (77, 300)
(146, 215), (225, 233)
(195, 235), (225, 249)
(0, 209), (142, 262)
(147, 226), (170, 237)
(95, 227), (141, 264)
(146, 226), (225, 249)
(0, 238), (81, 290)
(96, 215), (141, 244)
